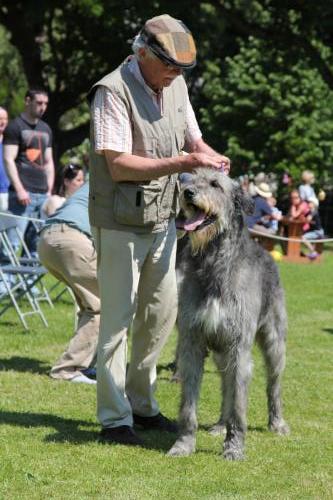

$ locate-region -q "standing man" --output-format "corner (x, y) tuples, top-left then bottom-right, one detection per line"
(0, 106), (9, 211)
(3, 88), (55, 255)
(89, 14), (230, 446)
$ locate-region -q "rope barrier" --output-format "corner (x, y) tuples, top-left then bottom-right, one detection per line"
(249, 228), (333, 244)
(1, 210), (333, 245)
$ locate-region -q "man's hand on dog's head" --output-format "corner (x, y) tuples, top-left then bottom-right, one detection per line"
(183, 152), (231, 175)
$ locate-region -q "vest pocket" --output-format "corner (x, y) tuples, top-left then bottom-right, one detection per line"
(113, 182), (160, 227)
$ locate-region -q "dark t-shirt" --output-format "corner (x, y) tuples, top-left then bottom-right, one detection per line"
(3, 114), (52, 193)
(246, 195), (273, 228)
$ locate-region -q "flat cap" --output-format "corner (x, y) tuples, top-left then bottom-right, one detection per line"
(141, 14), (196, 69)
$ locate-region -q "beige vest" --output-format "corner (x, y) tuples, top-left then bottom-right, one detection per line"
(88, 59), (187, 233)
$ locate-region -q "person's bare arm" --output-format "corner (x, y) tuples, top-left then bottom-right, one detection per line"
(44, 147), (55, 194)
(187, 137), (231, 174)
(105, 150), (223, 182)
(3, 144), (31, 205)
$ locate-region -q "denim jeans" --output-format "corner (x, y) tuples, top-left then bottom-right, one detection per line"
(8, 190), (47, 257)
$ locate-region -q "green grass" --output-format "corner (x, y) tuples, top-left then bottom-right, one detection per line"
(0, 251), (333, 500)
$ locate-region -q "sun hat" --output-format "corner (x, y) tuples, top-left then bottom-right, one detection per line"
(255, 182), (272, 198)
(140, 14), (197, 69)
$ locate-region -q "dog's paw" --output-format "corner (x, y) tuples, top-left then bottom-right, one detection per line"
(269, 419), (290, 435)
(167, 436), (195, 457)
(208, 422), (226, 437)
(223, 445), (245, 461)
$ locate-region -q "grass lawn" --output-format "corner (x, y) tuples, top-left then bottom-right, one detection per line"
(0, 250), (332, 500)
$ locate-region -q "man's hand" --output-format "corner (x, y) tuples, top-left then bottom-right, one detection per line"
(16, 187), (31, 206)
(187, 138), (231, 174)
(184, 152), (229, 173)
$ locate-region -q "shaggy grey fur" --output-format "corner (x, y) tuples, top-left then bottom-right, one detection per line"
(168, 169), (289, 460)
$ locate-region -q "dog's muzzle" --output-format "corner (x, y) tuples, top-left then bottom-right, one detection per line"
(177, 189), (218, 232)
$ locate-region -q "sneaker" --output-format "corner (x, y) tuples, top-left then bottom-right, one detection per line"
(70, 373), (97, 385)
(133, 412), (178, 433)
(307, 252), (319, 260)
(80, 368), (96, 380)
(99, 426), (143, 446)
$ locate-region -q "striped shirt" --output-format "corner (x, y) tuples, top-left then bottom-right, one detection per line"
(92, 56), (202, 154)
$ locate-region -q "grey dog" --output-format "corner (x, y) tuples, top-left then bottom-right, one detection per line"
(168, 168), (289, 460)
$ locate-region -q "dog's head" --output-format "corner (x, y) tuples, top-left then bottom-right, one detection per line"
(178, 168), (254, 254)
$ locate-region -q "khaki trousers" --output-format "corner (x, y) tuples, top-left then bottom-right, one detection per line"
(92, 223), (178, 429)
(38, 224), (100, 380)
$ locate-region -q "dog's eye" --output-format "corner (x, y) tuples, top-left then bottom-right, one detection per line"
(210, 180), (220, 188)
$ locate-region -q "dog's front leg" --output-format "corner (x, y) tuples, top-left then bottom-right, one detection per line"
(222, 347), (253, 460)
(167, 333), (206, 457)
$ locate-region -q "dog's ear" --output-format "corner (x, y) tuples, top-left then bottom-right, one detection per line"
(233, 183), (255, 215)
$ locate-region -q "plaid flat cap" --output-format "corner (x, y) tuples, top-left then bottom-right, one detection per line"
(141, 14), (196, 69)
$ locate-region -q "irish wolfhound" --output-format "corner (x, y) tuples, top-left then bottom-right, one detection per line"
(168, 168), (289, 460)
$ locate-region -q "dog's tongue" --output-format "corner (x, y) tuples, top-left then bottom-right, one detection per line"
(183, 211), (206, 231)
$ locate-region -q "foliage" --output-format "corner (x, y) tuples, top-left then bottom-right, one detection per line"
(0, 0), (333, 179)
(0, 25), (26, 116)
(200, 37), (333, 181)
(0, 253), (333, 498)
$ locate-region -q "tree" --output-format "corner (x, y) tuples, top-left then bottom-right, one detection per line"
(1, 0), (333, 184)
(200, 37), (333, 180)
(0, 1), (228, 162)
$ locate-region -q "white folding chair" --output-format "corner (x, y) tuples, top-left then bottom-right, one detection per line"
(0, 214), (54, 308)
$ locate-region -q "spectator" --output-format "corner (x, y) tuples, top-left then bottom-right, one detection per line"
(88, 14), (230, 446)
(0, 106), (9, 211)
(288, 189), (310, 232)
(38, 182), (99, 384)
(266, 196), (282, 234)
(302, 197), (324, 260)
(246, 182), (282, 234)
(299, 170), (319, 206)
(3, 88), (55, 257)
(42, 163), (85, 217)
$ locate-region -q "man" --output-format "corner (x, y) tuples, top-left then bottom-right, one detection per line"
(38, 182), (99, 384)
(89, 14), (230, 446)
(0, 106), (9, 211)
(246, 182), (282, 234)
(3, 88), (55, 256)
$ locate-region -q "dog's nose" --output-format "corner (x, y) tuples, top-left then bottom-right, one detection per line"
(184, 188), (195, 201)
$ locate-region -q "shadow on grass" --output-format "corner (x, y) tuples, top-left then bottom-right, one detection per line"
(0, 410), (98, 443)
(322, 328), (333, 335)
(0, 410), (176, 451)
(0, 356), (50, 375)
(0, 321), (29, 334)
(199, 423), (266, 433)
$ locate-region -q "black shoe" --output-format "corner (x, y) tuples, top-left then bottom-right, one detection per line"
(133, 412), (178, 433)
(99, 426), (143, 446)
(80, 368), (96, 380)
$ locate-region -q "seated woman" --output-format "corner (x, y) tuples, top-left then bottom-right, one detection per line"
(42, 163), (85, 217)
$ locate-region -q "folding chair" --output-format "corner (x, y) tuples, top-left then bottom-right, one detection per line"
(0, 215), (50, 329)
(12, 218), (74, 306)
(0, 262), (48, 329)
(0, 215), (54, 308)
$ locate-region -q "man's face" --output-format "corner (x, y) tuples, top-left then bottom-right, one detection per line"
(26, 93), (49, 119)
(139, 49), (183, 92)
(0, 108), (8, 135)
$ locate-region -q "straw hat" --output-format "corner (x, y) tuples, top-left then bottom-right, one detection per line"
(255, 182), (272, 198)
